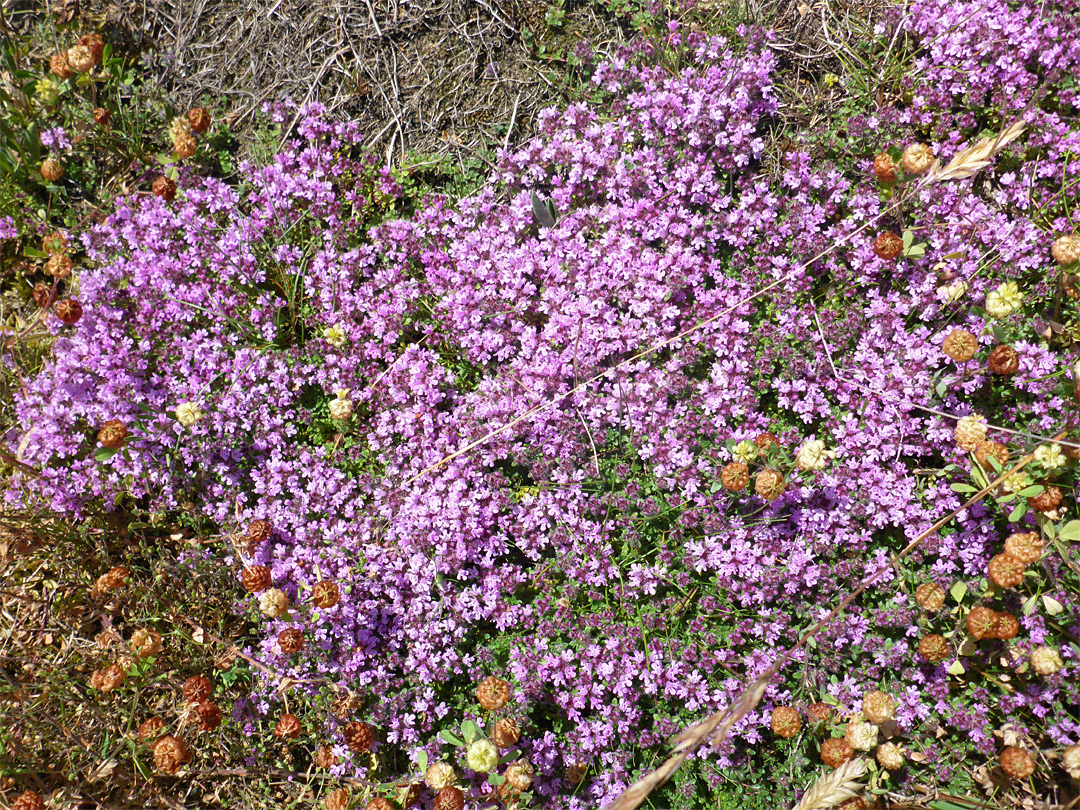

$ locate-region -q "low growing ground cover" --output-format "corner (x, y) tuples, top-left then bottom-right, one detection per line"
(2, 0), (1080, 808)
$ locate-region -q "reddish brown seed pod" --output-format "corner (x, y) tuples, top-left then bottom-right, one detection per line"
(1003, 532), (1044, 564)
(966, 606), (998, 641)
(139, 716), (165, 742)
(188, 107), (212, 133)
(90, 663), (125, 692)
(821, 737), (853, 768)
(93, 107), (111, 126)
(315, 745), (339, 768)
(46, 253), (73, 278)
(97, 419), (129, 448)
(493, 717), (521, 747)
(873, 153), (897, 183)
(974, 440), (1009, 471)
(771, 706), (801, 739)
(312, 580), (341, 609)
(325, 788), (350, 810)
(1027, 485), (1062, 513)
(152, 175), (176, 200)
(754, 432), (779, 451)
(873, 232), (903, 260)
(861, 691), (897, 725)
(754, 469), (786, 502)
(278, 628), (304, 654)
(79, 33), (105, 63)
(104, 566), (130, 589)
(901, 143), (935, 175)
(914, 582), (945, 611)
(195, 700), (223, 731)
(720, 461), (749, 492)
(987, 344), (1019, 375)
(32, 283), (51, 309)
(274, 713), (303, 739)
(476, 675), (511, 710)
(241, 565), (272, 593)
(942, 329), (978, 362)
(988, 553), (1025, 588)
(365, 799), (395, 810)
(992, 612), (1019, 640)
(41, 157), (64, 182)
(182, 675), (213, 703)
(247, 518), (272, 544)
(1000, 746), (1035, 779)
(152, 735), (192, 774)
(55, 298), (83, 325)
(11, 791), (45, 810)
(51, 51), (74, 78)
(433, 786), (465, 810)
(343, 720), (374, 753)
(918, 634), (950, 663)
(806, 702), (833, 723)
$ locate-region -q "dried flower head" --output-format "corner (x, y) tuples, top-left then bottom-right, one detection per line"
(79, 33), (105, 63)
(93, 107), (111, 126)
(992, 612), (1019, 640)
(873, 232), (903, 260)
(97, 419), (128, 449)
(987, 553), (1025, 588)
(195, 700), (223, 731)
(918, 634), (950, 663)
(754, 469), (786, 502)
(1030, 646), (1063, 676)
(1000, 746), (1035, 779)
(876, 742), (905, 771)
(182, 675), (213, 703)
(771, 706), (802, 738)
(67, 43), (94, 72)
(942, 329), (978, 362)
(966, 606), (999, 641)
(312, 580), (341, 609)
(873, 153), (896, 183)
(433, 786), (465, 810)
(130, 627), (162, 657)
(845, 719), (879, 751)
(795, 439), (831, 471)
(901, 143), (934, 175)
(1052, 234), (1080, 266)
(278, 628), (304, 654)
(466, 738), (499, 772)
(720, 461), (749, 492)
(975, 440), (1009, 471)
(505, 759), (535, 792)
(1003, 532), (1044, 564)
(754, 432), (779, 451)
(42, 231), (67, 255)
(175, 401), (204, 427)
(806, 702), (833, 723)
(861, 691), (897, 725)
(32, 283), (51, 309)
(343, 720), (374, 753)
(915, 582), (945, 611)
(174, 133), (197, 159)
(247, 519), (272, 544)
(821, 737), (854, 768)
(325, 788), (351, 810)
(493, 717), (521, 748)
(241, 565), (272, 593)
(732, 439), (759, 463)
(1028, 485), (1063, 513)
(259, 588), (289, 618)
(139, 716), (165, 742)
(152, 175), (176, 200)
(46, 253), (73, 279)
(55, 298), (83, 325)
(1034, 443), (1067, 472)
(315, 745), (339, 768)
(426, 761), (457, 790)
(169, 116), (193, 143)
(90, 663), (125, 692)
(51, 51), (74, 78)
(152, 735), (192, 774)
(274, 713), (303, 739)
(476, 675), (511, 710)
(104, 566), (130, 589)
(366, 800), (394, 810)
(329, 389), (354, 420)
(566, 761), (588, 784)
(1063, 744), (1080, 780)
(987, 343), (1019, 374)
(188, 107), (211, 133)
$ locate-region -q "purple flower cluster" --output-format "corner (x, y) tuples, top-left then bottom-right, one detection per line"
(7, 5), (1080, 805)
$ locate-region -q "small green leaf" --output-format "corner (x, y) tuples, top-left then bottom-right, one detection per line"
(460, 720), (481, 745)
(947, 659), (965, 676)
(1042, 595), (1064, 616)
(1022, 595), (1037, 616)
(417, 751), (428, 773)
(820, 693), (839, 705)
(1017, 485), (1044, 498)
(488, 773), (506, 786)
(950, 483), (977, 494)
(902, 229), (914, 249)
(1007, 501), (1027, 523)
(95, 447), (120, 462)
(23, 246), (47, 258)
(154, 152), (178, 165)
(935, 379), (948, 398)
(439, 730), (465, 747)
(1058, 520), (1080, 542)
(950, 581), (967, 603)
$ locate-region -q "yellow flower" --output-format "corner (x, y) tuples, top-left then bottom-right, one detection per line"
(322, 325), (347, 349)
(732, 440), (758, 464)
(466, 739), (498, 773)
(35, 77), (62, 106)
(1033, 443), (1066, 472)
(985, 281), (1022, 319)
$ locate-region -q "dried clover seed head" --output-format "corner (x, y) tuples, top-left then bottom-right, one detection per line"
(104, 566), (131, 589)
(873, 153), (897, 183)
(241, 565), (272, 593)
(966, 606), (998, 640)
(312, 580), (341, 609)
(259, 588), (289, 618)
(130, 628), (162, 657)
(46, 253), (73, 278)
(566, 761), (588, 784)
(1052, 234), (1080, 266)
(55, 298), (83, 325)
(821, 737), (853, 768)
(861, 691), (897, 725)
(188, 107), (212, 133)
(139, 716), (165, 742)
(195, 700), (223, 731)
(720, 461), (749, 492)
(247, 519), (272, 544)
(476, 676), (511, 711)
(51, 52), (73, 78)
(278, 628), (304, 654)
(32, 283), (51, 308)
(274, 713), (303, 739)
(152, 176), (176, 200)
(1030, 646), (1064, 676)
(754, 432), (779, 451)
(1003, 532), (1044, 564)
(876, 741), (905, 771)
(954, 414), (988, 452)
(493, 717), (521, 748)
(426, 761), (457, 790)
(433, 786), (465, 810)
(98, 419), (129, 448)
(754, 469), (786, 502)
(1063, 744), (1080, 780)
(992, 612), (1019, 640)
(41, 156), (64, 182)
(1027, 485), (1062, 513)
(315, 745), (339, 768)
(343, 720), (374, 753)
(152, 735), (192, 774)
(914, 582), (945, 611)
(1000, 746), (1035, 779)
(942, 329), (978, 362)
(901, 143), (934, 175)
(987, 344), (1019, 374)
(806, 702), (832, 723)
(770, 706), (801, 738)
(988, 553), (1025, 589)
(325, 788), (351, 810)
(90, 663), (125, 692)
(505, 760), (535, 792)
(93, 107), (111, 125)
(845, 719), (879, 751)
(975, 440), (1009, 471)
(873, 231), (903, 260)
(918, 634), (950, 663)
(183, 675), (212, 703)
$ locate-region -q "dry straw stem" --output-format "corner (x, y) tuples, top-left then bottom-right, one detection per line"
(600, 433), (1060, 810)
(792, 757), (869, 810)
(924, 120), (1026, 182)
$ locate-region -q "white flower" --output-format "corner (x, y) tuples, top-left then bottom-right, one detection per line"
(732, 440), (759, 464)
(936, 280), (968, 303)
(258, 588), (289, 618)
(322, 325), (347, 349)
(175, 401), (204, 427)
(845, 719), (879, 751)
(1033, 443), (1066, 472)
(795, 439), (832, 472)
(329, 389), (353, 421)
(999, 471), (1033, 494)
(466, 739), (498, 773)
(985, 281), (1023, 319)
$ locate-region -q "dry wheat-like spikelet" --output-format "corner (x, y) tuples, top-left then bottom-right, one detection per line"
(925, 120), (1026, 182)
(792, 758), (869, 810)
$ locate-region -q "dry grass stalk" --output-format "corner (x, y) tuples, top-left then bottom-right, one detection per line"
(792, 758), (868, 810)
(925, 120), (1026, 182)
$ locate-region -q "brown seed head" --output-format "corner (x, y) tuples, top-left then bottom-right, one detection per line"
(966, 606), (999, 641)
(41, 157), (64, 182)
(343, 720), (374, 753)
(93, 107), (111, 126)
(152, 175), (176, 201)
(189, 107), (212, 133)
(900, 143), (935, 175)
(11, 791), (46, 810)
(873, 153), (896, 183)
(325, 788), (350, 810)
(754, 469), (786, 502)
(55, 298), (83, 325)
(873, 232), (903, 260)
(915, 582), (946, 611)
(46, 253), (73, 278)
(90, 663), (125, 692)
(130, 627), (162, 657)
(987, 344), (1019, 374)
(876, 742), (905, 771)
(104, 565), (130, 589)
(720, 461), (749, 492)
(67, 43), (95, 72)
(821, 737), (853, 768)
(152, 735), (192, 774)
(1030, 646), (1064, 676)
(98, 419), (129, 449)
(1004, 532), (1044, 564)
(241, 565), (272, 593)
(1052, 234), (1080, 266)
(754, 432), (779, 451)
(493, 717), (521, 748)
(476, 675), (511, 710)
(426, 761), (457, 789)
(139, 716), (165, 742)
(1000, 746), (1035, 779)
(274, 713), (303, 739)
(566, 761), (588, 784)
(975, 440), (1009, 471)
(918, 634), (950, 663)
(278, 628), (305, 654)
(988, 553), (1025, 589)
(312, 580), (341, 609)
(174, 133), (197, 159)
(32, 283), (51, 309)
(770, 706), (801, 739)
(861, 691), (897, 725)
(79, 33), (105, 63)
(182, 675), (213, 703)
(942, 329), (978, 362)
(247, 518), (272, 544)
(433, 786), (465, 810)
(1027, 486), (1062, 513)
(992, 612), (1019, 640)
(42, 231), (67, 255)
(195, 700), (223, 731)
(365, 800), (394, 810)
(315, 745), (339, 769)
(51, 51), (74, 78)
(505, 759), (535, 792)
(806, 702), (832, 723)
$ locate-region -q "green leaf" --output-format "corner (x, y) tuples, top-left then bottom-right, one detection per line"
(1058, 520), (1080, 542)
(23, 246), (47, 259)
(488, 773), (506, 786)
(460, 720), (481, 745)
(935, 379), (948, 398)
(154, 152), (178, 165)
(902, 229), (914, 249)
(1017, 485), (1044, 498)
(947, 659), (965, 675)
(1007, 501), (1027, 523)
(416, 751), (428, 773)
(95, 447), (120, 462)
(1022, 595), (1037, 616)
(950, 483), (977, 494)
(1042, 595), (1064, 616)
(439, 730), (465, 747)
(950, 581), (967, 603)
(820, 693), (839, 705)
(165, 166), (179, 181)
